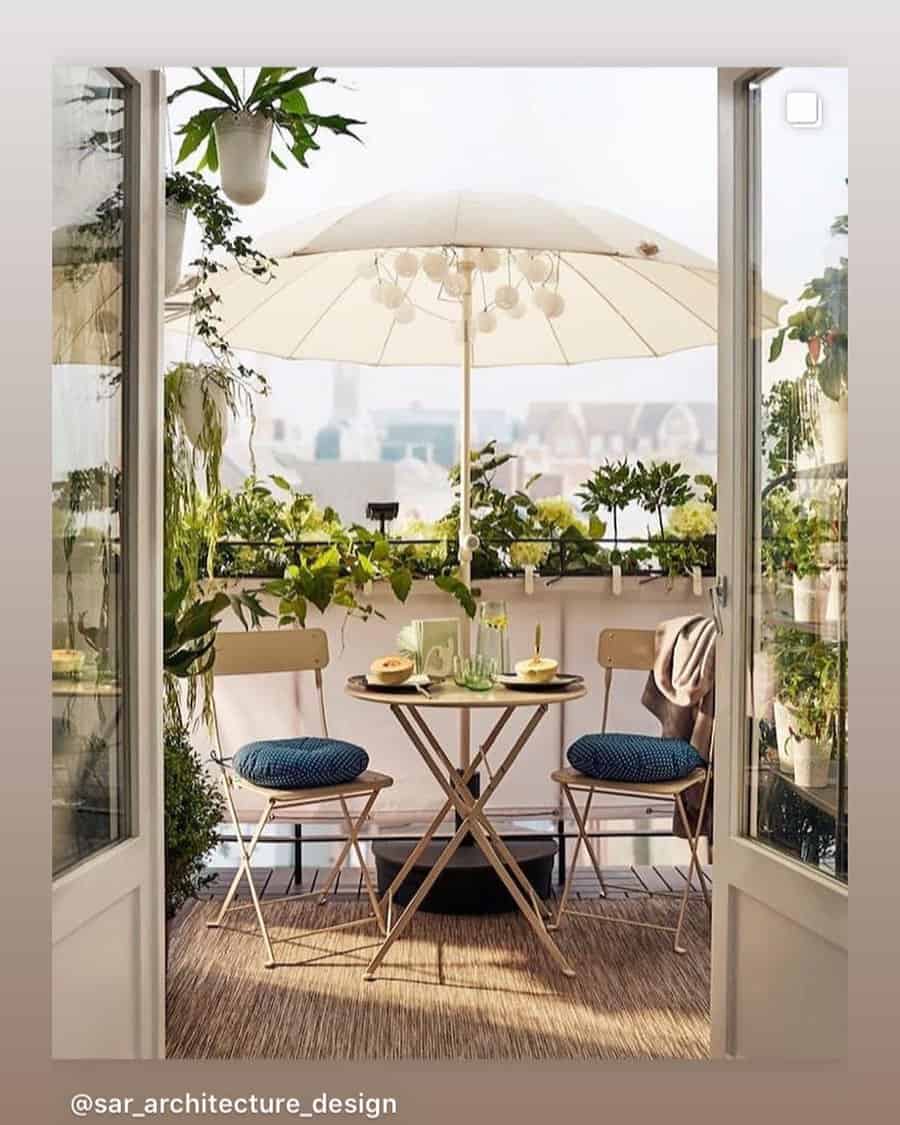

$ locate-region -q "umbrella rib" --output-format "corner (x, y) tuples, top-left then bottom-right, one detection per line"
(216, 255), (330, 338)
(560, 256), (657, 357)
(288, 272), (363, 359)
(613, 257), (717, 333)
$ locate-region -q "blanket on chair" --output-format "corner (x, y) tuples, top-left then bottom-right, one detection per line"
(641, 614), (716, 842)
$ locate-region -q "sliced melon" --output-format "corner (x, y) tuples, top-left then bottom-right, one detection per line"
(370, 654), (415, 685)
(514, 656), (559, 683)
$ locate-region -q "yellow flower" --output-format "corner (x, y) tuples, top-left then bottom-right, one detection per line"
(667, 500), (716, 540)
(534, 496), (587, 535)
(510, 540), (551, 569)
(399, 519), (448, 563)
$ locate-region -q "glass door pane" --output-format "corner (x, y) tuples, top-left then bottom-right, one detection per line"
(745, 69), (848, 882)
(52, 68), (131, 875)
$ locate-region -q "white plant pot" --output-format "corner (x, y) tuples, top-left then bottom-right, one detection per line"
(773, 699), (795, 775)
(792, 573), (820, 623)
(825, 565), (847, 624)
(164, 204), (187, 296)
(213, 111), (273, 206)
(819, 392), (848, 465)
(178, 371), (230, 450)
(790, 736), (832, 789)
(752, 650), (778, 723)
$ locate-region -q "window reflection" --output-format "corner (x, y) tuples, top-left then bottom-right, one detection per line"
(52, 68), (130, 875)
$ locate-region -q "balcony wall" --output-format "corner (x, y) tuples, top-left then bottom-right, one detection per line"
(202, 575), (714, 821)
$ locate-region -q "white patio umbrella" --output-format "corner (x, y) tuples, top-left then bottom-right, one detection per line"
(167, 190), (784, 764)
(167, 189), (783, 563)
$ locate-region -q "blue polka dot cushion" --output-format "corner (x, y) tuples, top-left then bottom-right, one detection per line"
(232, 737), (369, 790)
(567, 732), (704, 783)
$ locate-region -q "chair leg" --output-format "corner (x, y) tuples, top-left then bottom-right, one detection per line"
(672, 794), (701, 955)
(338, 794), (386, 935)
(550, 786), (599, 930)
(208, 786), (277, 968)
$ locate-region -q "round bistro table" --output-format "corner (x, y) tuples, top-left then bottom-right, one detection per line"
(345, 677), (587, 980)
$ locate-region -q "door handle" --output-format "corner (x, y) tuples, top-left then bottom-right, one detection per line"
(709, 576), (727, 635)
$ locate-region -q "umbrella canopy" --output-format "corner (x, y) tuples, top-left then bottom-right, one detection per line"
(167, 190), (784, 367)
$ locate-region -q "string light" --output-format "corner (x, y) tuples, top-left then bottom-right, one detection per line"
(369, 246), (566, 330)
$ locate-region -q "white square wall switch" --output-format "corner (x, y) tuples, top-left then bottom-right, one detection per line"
(785, 91), (822, 127)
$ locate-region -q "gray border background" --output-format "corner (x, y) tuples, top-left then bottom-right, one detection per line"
(1, 1), (897, 1121)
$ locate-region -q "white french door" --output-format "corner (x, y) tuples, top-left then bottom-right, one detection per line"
(711, 67), (848, 1059)
(51, 67), (164, 1058)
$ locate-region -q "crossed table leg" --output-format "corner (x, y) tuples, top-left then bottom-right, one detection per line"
(364, 703), (575, 980)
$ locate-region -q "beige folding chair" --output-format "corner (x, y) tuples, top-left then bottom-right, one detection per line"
(549, 627), (712, 954)
(207, 628), (392, 968)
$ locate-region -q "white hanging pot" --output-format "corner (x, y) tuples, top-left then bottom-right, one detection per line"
(164, 203), (187, 296)
(790, 735), (832, 789)
(178, 371), (230, 450)
(818, 391), (848, 465)
(773, 699), (795, 775)
(213, 111), (273, 206)
(792, 572), (820, 623)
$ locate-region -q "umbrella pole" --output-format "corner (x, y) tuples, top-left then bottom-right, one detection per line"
(458, 260), (477, 772)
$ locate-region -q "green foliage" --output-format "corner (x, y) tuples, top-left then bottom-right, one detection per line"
(164, 718), (224, 920)
(651, 536), (709, 581)
(632, 460), (693, 538)
(772, 628), (840, 743)
(576, 458), (637, 557)
(768, 207), (848, 402)
(763, 494), (831, 581)
(169, 67), (363, 175)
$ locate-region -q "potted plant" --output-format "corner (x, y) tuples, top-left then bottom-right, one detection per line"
(577, 458), (637, 568)
(164, 717), (224, 944)
(168, 67), (364, 206)
(769, 207), (848, 466)
(633, 459), (693, 539)
(771, 628), (839, 785)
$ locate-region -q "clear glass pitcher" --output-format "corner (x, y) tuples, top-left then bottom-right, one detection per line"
(476, 600), (511, 673)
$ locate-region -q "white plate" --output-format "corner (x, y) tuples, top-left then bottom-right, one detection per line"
(365, 672), (432, 689)
(494, 672), (582, 691)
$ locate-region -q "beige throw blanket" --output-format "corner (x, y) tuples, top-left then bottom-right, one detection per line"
(640, 615), (716, 841)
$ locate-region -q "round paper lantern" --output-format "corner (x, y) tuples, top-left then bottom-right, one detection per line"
(533, 285), (555, 314)
(477, 309), (497, 334)
(523, 254), (552, 284)
(381, 282), (405, 310)
(394, 301), (416, 324)
(475, 248), (501, 273)
(545, 291), (565, 319)
(506, 299), (527, 319)
(395, 251), (419, 278)
(422, 251), (449, 281)
(494, 284), (519, 311)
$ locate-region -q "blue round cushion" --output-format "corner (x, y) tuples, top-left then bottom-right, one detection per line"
(232, 737), (369, 790)
(567, 732), (704, 783)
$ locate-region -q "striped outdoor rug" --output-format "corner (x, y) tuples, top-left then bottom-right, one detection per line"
(167, 896), (709, 1060)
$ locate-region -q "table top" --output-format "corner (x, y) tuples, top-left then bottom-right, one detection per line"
(345, 676), (587, 709)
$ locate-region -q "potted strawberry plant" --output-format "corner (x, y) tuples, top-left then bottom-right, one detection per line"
(168, 67), (364, 206)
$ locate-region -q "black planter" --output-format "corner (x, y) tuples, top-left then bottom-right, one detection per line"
(373, 836), (556, 915)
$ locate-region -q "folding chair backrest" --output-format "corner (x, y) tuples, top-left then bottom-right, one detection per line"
(596, 628), (655, 734)
(214, 628), (329, 676)
(212, 628), (331, 746)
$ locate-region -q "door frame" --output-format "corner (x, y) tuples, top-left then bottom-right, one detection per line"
(51, 66), (165, 1059)
(711, 66), (848, 1060)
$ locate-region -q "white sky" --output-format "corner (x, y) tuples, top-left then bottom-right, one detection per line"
(165, 66), (847, 431)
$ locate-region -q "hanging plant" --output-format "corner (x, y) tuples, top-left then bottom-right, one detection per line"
(168, 68), (364, 205)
